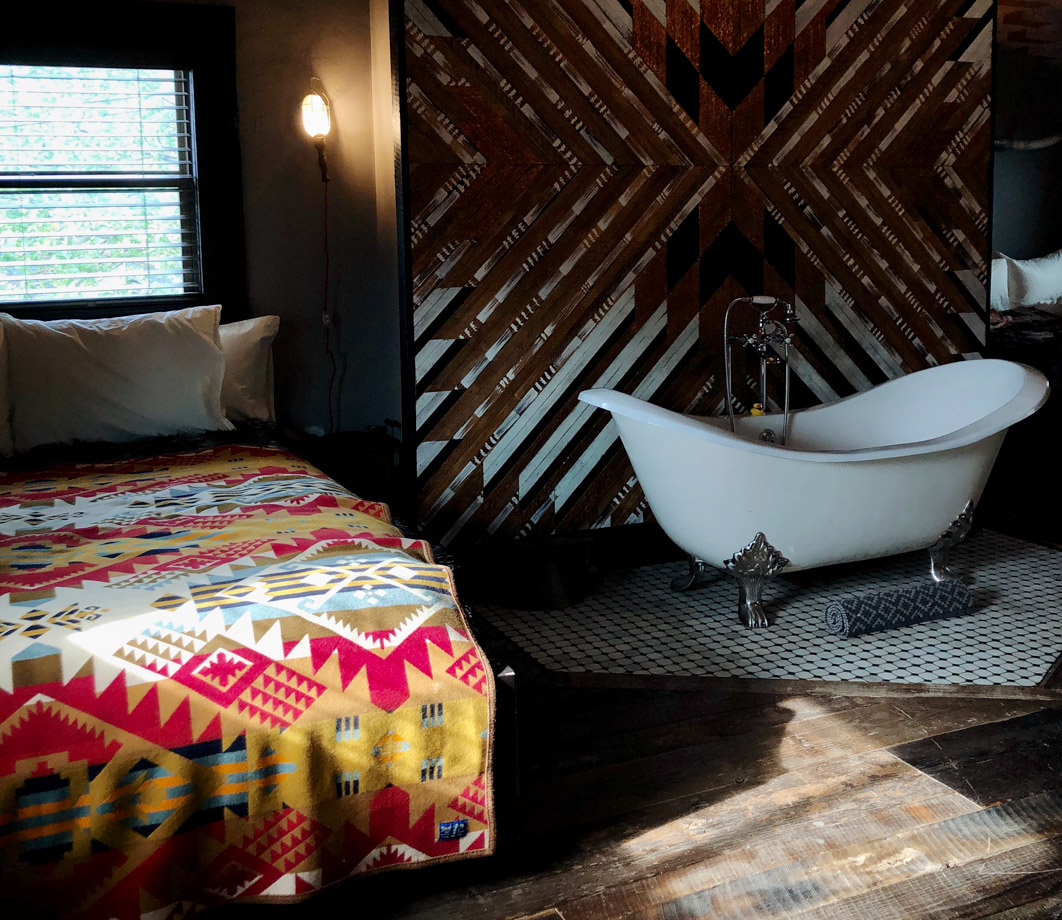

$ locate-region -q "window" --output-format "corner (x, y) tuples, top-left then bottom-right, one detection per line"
(0, 2), (247, 321)
(1, 65), (201, 304)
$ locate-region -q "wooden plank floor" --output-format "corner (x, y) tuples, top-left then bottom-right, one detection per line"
(226, 681), (1062, 919)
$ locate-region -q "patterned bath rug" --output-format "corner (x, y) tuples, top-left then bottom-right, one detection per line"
(473, 530), (1062, 688)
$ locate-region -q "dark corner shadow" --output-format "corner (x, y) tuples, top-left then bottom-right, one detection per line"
(366, 669), (799, 919)
(204, 677), (798, 920)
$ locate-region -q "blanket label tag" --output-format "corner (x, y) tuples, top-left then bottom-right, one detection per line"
(439, 819), (468, 840)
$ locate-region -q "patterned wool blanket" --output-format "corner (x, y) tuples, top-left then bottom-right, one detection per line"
(0, 445), (494, 918)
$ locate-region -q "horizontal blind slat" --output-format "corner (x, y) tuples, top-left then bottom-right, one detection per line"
(1, 64), (191, 175)
(0, 64), (200, 304)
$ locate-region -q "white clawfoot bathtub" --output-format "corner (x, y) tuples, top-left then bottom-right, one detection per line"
(579, 360), (1048, 623)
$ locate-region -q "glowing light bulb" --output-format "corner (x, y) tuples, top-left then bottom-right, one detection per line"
(301, 91), (331, 138)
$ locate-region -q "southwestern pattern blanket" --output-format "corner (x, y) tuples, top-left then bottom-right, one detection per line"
(0, 445), (494, 918)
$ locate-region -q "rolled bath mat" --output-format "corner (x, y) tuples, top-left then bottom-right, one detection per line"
(823, 579), (973, 638)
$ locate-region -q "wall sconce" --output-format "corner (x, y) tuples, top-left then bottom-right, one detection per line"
(301, 82), (331, 182)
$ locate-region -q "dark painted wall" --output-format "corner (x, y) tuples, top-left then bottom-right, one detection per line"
(144, 0), (403, 434)
(992, 48), (1062, 259)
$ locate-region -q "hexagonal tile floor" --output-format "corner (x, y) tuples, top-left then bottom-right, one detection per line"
(473, 531), (1062, 686)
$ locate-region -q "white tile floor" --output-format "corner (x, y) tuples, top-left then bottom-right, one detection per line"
(474, 531), (1062, 687)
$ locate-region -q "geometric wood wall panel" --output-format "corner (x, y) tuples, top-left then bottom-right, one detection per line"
(404, 0), (994, 548)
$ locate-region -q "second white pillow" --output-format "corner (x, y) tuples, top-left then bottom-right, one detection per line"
(1005, 248), (1062, 310)
(990, 257), (1010, 312)
(219, 315), (280, 423)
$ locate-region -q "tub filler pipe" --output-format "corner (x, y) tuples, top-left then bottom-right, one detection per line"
(723, 295), (798, 444)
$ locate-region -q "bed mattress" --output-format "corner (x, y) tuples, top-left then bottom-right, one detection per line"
(0, 445), (493, 917)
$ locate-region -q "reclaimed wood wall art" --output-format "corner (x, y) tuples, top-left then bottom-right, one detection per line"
(403, 0), (994, 547)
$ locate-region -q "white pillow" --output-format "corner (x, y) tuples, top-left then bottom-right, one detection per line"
(1005, 249), (1062, 310)
(219, 315), (280, 423)
(0, 305), (233, 455)
(990, 257), (1010, 311)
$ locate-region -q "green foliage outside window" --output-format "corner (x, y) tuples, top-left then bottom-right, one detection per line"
(0, 65), (198, 303)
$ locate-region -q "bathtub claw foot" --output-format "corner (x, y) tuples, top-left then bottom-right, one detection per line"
(724, 533), (789, 629)
(671, 556), (710, 592)
(739, 590), (771, 629)
(930, 501), (975, 583)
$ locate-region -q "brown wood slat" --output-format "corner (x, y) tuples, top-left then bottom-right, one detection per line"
(405, 29), (561, 165)
(765, 0), (797, 71)
(410, 11), (599, 165)
(558, 0), (718, 165)
(528, 697), (1044, 831)
(811, 2), (971, 168)
(751, 0), (913, 166)
(851, 46), (969, 169)
(742, 165), (926, 371)
(791, 838), (1062, 920)
(414, 165), (566, 290)
(645, 790), (1062, 919)
(889, 709), (1062, 808)
(441, 167), (574, 291)
(532, 1), (709, 166)
(257, 665), (1062, 920)
(443, 0), (632, 165)
(422, 165), (613, 343)
(425, 165), (666, 392)
(414, 169), (671, 473)
(558, 787), (977, 920)
(422, 165), (712, 448)
(633, 2), (666, 83)
(891, 165), (989, 274)
(813, 169), (964, 363)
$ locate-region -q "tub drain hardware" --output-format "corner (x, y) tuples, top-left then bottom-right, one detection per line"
(724, 532), (790, 629)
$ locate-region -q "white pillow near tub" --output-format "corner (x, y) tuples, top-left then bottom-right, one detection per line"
(0, 304), (233, 455)
(1005, 248), (1062, 314)
(990, 256), (1010, 311)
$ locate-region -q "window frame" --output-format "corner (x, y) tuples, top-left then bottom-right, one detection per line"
(0, 2), (247, 321)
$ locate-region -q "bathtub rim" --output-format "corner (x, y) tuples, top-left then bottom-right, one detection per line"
(578, 360), (1049, 464)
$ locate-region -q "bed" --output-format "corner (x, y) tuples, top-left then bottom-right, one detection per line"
(0, 439), (495, 917)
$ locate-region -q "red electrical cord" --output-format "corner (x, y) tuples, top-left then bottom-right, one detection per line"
(322, 178), (338, 433)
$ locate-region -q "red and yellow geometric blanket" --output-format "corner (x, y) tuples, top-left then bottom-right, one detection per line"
(0, 445), (493, 918)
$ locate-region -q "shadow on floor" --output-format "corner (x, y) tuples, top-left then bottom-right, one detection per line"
(210, 678), (796, 919)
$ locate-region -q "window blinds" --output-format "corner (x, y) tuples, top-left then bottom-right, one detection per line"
(0, 65), (200, 303)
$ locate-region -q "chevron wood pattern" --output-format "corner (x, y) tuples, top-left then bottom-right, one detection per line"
(404, 0), (994, 548)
